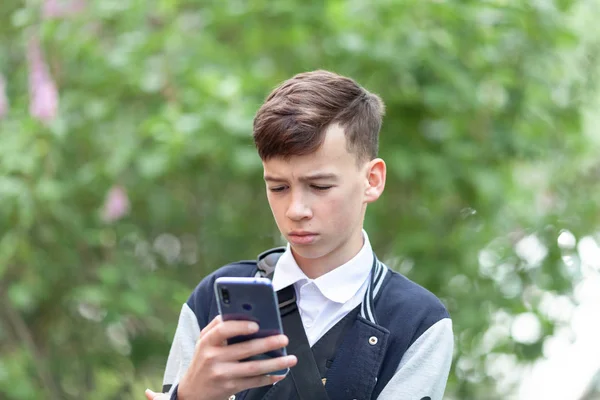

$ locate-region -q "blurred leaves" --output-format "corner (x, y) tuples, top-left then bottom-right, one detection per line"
(1, 0), (600, 399)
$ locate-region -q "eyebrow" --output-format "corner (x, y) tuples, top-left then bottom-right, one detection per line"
(264, 173), (339, 183)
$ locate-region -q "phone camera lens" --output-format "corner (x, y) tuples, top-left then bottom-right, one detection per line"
(221, 288), (230, 304)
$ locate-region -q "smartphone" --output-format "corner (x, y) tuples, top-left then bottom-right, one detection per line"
(214, 277), (289, 376)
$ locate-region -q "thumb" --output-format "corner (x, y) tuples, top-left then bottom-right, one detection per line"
(145, 388), (159, 400)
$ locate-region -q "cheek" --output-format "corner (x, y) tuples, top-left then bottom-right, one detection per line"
(266, 194), (283, 217)
(318, 189), (361, 221)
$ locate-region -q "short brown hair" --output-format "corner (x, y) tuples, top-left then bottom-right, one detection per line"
(253, 70), (385, 163)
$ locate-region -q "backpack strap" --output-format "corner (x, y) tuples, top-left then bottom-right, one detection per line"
(242, 247), (331, 400)
(277, 285), (331, 400)
(243, 285), (332, 400)
(255, 246), (286, 278)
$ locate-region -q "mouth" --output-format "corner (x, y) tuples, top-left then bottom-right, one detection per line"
(288, 231), (318, 245)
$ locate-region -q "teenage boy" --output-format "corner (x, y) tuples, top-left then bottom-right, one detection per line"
(146, 70), (453, 400)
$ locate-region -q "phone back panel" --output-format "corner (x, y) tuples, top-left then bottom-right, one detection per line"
(214, 277), (287, 365)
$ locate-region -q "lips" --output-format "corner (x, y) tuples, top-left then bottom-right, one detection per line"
(288, 231), (318, 245)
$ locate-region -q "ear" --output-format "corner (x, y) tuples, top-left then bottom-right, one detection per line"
(364, 158), (386, 204)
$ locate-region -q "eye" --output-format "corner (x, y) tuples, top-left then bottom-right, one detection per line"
(311, 185), (333, 191)
(269, 186), (287, 192)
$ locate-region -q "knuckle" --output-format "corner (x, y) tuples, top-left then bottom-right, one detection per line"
(214, 323), (225, 337)
(221, 380), (240, 393)
(223, 379), (237, 393)
(240, 340), (261, 358)
(267, 335), (283, 348)
(274, 359), (286, 371)
(203, 349), (219, 363)
(246, 361), (261, 376)
(250, 339), (265, 354)
(236, 342), (252, 359)
(196, 334), (207, 346)
(211, 366), (226, 381)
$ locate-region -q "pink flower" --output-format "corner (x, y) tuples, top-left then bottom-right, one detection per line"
(102, 186), (130, 223)
(27, 34), (59, 124)
(0, 74), (8, 119)
(43, 0), (85, 19)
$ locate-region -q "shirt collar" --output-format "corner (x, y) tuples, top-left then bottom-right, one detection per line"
(271, 230), (374, 304)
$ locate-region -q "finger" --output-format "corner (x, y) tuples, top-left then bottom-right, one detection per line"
(231, 369), (289, 390)
(199, 315), (222, 339)
(144, 389), (158, 400)
(226, 355), (298, 379)
(205, 320), (260, 346)
(222, 334), (289, 362)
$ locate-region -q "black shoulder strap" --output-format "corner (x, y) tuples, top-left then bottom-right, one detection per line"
(277, 285), (331, 400)
(245, 251), (333, 400)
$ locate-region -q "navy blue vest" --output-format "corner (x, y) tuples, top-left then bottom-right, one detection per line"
(180, 248), (450, 400)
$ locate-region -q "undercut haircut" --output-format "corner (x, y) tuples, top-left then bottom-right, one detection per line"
(253, 70), (385, 163)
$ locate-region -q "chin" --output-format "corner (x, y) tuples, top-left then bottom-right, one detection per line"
(289, 243), (331, 260)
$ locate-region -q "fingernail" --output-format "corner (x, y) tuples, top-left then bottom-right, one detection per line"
(248, 322), (259, 331)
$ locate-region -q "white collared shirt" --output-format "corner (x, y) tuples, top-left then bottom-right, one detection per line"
(271, 230), (374, 346)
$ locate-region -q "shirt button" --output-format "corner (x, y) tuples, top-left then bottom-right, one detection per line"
(369, 336), (378, 345)
(229, 396), (235, 400)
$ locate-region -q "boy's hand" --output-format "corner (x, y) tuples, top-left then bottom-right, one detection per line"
(177, 315), (297, 400)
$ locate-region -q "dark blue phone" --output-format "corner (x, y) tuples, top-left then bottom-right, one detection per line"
(214, 277), (289, 376)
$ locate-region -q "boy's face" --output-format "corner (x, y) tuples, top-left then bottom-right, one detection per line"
(262, 124), (385, 271)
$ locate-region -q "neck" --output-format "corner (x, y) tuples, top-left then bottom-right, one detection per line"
(291, 231), (365, 279)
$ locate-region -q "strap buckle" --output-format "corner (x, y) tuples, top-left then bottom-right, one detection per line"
(277, 286), (297, 316)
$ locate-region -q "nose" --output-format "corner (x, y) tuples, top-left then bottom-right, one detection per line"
(285, 191), (312, 221)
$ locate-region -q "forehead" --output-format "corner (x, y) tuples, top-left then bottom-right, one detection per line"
(262, 124), (359, 178)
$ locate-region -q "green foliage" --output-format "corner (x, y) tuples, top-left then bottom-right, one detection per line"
(1, 0), (599, 399)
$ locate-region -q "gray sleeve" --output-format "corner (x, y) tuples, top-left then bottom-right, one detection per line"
(377, 318), (454, 400)
(162, 303), (201, 396)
